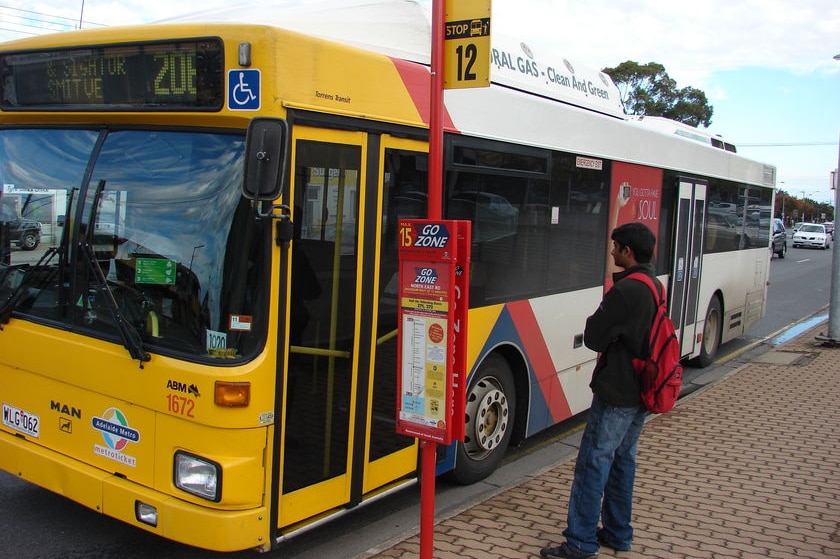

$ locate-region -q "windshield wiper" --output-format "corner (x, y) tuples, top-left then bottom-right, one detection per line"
(80, 241), (150, 366)
(82, 179), (150, 366)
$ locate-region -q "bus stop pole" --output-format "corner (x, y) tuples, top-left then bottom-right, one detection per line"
(420, 439), (436, 559)
(419, 2), (445, 558)
(428, 0), (444, 222)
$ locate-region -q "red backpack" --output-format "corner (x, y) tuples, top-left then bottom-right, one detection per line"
(626, 273), (683, 414)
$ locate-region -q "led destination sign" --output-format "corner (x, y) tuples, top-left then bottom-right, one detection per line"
(1, 39), (224, 110)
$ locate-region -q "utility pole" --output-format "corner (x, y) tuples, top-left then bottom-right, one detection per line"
(816, 53), (840, 345)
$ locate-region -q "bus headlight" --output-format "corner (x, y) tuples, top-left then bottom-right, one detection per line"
(174, 451), (222, 501)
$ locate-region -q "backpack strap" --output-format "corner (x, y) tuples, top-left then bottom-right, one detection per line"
(625, 272), (666, 306)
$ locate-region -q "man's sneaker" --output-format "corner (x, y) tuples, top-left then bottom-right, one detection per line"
(596, 528), (632, 552)
(539, 542), (598, 558)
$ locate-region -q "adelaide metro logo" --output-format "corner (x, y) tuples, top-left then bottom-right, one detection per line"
(91, 407), (140, 467)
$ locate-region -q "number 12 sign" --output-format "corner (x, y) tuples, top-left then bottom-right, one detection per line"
(443, 0), (491, 90)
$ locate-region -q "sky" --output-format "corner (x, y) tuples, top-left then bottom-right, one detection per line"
(2, 0), (839, 204)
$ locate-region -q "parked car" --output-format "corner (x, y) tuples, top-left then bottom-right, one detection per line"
(1, 203), (42, 250)
(771, 218), (787, 258)
(792, 223), (830, 250)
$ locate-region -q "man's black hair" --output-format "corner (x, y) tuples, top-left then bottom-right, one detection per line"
(611, 222), (656, 263)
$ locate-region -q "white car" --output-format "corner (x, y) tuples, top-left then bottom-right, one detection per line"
(792, 223), (831, 250)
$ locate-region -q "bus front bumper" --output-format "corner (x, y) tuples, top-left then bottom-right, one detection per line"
(0, 430), (270, 552)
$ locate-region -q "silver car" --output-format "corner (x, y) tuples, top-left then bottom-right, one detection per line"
(792, 223), (830, 250)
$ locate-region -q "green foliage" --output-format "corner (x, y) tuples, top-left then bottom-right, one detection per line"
(776, 190), (834, 222)
(602, 61), (714, 128)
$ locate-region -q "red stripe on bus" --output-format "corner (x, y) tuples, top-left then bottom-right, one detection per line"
(506, 301), (573, 422)
(391, 58), (457, 131)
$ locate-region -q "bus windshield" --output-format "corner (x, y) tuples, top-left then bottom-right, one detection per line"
(0, 127), (269, 361)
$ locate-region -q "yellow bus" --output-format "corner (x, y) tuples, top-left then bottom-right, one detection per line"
(0, 1), (775, 552)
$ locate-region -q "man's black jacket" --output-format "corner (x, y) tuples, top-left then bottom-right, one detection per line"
(584, 263), (659, 407)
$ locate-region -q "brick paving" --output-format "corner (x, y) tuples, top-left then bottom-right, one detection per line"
(365, 324), (840, 558)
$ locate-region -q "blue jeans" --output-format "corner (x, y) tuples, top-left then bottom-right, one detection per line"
(563, 395), (647, 554)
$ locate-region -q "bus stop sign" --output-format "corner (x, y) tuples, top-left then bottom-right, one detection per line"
(396, 220), (470, 444)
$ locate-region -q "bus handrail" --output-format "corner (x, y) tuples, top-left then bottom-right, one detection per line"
(289, 345), (351, 359)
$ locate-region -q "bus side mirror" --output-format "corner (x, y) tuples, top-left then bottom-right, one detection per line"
(243, 117), (289, 201)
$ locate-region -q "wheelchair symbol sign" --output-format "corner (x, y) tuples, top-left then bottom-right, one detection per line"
(228, 69), (260, 110)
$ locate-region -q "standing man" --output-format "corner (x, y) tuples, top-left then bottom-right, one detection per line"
(540, 222), (658, 559)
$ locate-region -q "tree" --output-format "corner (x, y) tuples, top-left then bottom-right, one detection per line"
(602, 61), (714, 128)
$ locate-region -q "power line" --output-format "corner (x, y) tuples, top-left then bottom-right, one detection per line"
(0, 5), (106, 38)
(1, 5), (87, 24)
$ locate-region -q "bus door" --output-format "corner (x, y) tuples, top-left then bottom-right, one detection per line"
(669, 178), (707, 356)
(277, 128), (427, 528)
(278, 127), (364, 526)
(362, 136), (427, 493)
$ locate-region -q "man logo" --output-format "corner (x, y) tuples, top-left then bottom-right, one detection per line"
(50, 400), (82, 418)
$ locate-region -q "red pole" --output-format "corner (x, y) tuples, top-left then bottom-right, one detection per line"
(420, 439), (437, 559)
(428, 0), (445, 221)
(420, 5), (445, 557)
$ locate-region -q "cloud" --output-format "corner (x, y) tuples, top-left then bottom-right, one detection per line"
(494, 0), (840, 85)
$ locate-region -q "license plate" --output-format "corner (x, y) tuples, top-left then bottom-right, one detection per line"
(2, 403), (40, 438)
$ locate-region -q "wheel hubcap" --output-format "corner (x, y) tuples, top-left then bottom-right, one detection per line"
(464, 376), (509, 459)
(704, 309), (719, 353)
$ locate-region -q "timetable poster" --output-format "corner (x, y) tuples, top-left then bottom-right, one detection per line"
(398, 261), (451, 441)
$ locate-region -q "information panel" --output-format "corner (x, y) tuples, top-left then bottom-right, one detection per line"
(396, 220), (470, 444)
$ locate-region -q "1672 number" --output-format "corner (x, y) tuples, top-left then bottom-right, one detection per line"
(166, 394), (195, 418)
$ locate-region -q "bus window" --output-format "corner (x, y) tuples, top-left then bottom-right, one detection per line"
(370, 147), (428, 463)
(546, 153), (610, 293)
(446, 139), (552, 304)
(83, 130), (264, 359)
(705, 179), (773, 254)
(0, 129), (98, 319)
(0, 128), (269, 361)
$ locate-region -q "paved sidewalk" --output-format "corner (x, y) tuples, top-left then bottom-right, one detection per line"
(365, 323), (840, 558)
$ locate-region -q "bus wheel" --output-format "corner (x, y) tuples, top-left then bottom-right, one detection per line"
(692, 297), (722, 368)
(448, 353), (515, 485)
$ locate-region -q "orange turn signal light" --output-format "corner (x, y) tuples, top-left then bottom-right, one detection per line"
(214, 381), (251, 407)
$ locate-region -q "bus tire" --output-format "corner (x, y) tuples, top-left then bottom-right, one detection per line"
(447, 353), (515, 485)
(692, 296), (722, 368)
